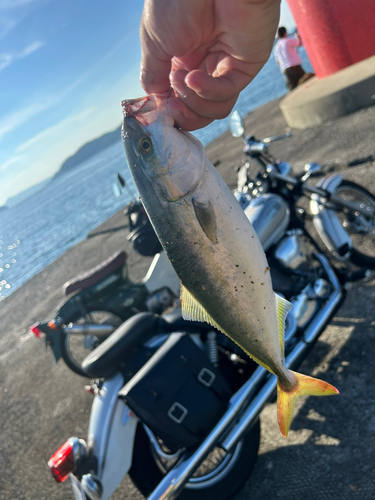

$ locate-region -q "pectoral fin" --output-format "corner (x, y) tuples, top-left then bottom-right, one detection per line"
(181, 284), (222, 330)
(192, 198), (218, 244)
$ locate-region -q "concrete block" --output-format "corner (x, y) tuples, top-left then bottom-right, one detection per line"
(280, 55), (375, 129)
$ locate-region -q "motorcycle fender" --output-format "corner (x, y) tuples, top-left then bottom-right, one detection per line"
(142, 251), (181, 296)
(310, 174), (352, 258)
(87, 374), (138, 500)
(46, 330), (63, 362)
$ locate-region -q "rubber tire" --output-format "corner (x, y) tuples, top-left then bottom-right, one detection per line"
(60, 307), (122, 377)
(333, 180), (375, 269)
(128, 419), (260, 500)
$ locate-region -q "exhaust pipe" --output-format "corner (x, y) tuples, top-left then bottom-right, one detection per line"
(64, 323), (116, 335)
(148, 254), (342, 500)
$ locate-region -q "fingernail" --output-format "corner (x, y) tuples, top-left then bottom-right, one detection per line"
(171, 83), (187, 99)
(170, 73), (187, 98)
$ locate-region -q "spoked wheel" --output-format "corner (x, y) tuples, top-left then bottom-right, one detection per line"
(333, 180), (375, 268)
(129, 419), (260, 500)
(60, 308), (122, 376)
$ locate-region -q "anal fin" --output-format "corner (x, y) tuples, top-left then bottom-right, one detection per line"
(275, 293), (293, 354)
(181, 284), (222, 331)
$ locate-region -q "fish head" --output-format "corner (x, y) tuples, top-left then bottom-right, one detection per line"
(122, 95), (206, 202)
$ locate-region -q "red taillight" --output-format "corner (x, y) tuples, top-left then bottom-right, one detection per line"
(30, 323), (43, 338)
(48, 441), (75, 483)
(48, 438), (87, 483)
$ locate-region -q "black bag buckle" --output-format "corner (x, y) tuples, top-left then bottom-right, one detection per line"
(168, 402), (188, 424)
(198, 368), (216, 388)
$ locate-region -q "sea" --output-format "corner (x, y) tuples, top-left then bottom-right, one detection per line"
(0, 49), (313, 301)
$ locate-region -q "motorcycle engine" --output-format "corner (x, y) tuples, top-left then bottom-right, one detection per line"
(270, 231), (332, 330)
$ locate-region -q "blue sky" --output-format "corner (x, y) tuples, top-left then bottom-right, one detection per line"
(0, 0), (295, 207)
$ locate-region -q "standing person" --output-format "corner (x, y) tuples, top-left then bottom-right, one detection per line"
(139, 0), (281, 131)
(274, 26), (305, 91)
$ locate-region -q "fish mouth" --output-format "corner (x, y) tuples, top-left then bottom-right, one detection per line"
(121, 114), (150, 177)
(121, 93), (172, 126)
(121, 95), (158, 117)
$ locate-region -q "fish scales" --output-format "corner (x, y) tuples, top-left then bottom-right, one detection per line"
(121, 94), (339, 437)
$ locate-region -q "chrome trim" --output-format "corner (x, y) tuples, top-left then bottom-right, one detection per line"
(310, 173), (352, 258)
(68, 437), (87, 468)
(65, 323), (115, 335)
(144, 425), (184, 461)
(147, 254), (342, 500)
(274, 234), (308, 270)
(81, 473), (103, 500)
(244, 194), (290, 252)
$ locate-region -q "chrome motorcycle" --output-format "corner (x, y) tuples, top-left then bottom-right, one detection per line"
(230, 109), (375, 271)
(46, 113), (375, 500)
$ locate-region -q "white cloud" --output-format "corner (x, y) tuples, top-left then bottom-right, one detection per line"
(0, 155), (24, 173)
(0, 53), (12, 71)
(16, 107), (96, 153)
(0, 39), (44, 72)
(19, 40), (44, 57)
(0, 99), (55, 140)
(0, 0), (46, 40)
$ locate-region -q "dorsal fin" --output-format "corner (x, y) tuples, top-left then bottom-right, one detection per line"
(180, 284), (222, 331)
(275, 293), (293, 354)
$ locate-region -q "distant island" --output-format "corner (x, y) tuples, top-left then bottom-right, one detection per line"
(4, 123), (123, 208)
(4, 178), (53, 208)
(54, 124), (122, 178)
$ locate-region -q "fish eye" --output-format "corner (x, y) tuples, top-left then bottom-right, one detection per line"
(139, 137), (152, 154)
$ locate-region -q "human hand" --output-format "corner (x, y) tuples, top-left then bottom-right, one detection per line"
(140, 0), (280, 131)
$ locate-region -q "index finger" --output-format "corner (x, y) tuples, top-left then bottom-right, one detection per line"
(140, 25), (172, 94)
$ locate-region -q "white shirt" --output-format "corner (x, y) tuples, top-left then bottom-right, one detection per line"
(274, 37), (302, 72)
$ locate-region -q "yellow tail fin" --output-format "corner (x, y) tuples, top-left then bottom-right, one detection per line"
(277, 371), (339, 437)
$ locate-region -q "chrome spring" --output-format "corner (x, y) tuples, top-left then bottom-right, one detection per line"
(205, 331), (218, 366)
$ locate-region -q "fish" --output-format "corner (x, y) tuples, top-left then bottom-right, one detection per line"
(121, 94), (339, 437)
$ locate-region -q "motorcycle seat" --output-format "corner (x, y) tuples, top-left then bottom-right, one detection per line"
(82, 312), (158, 378)
(81, 309), (214, 379)
(63, 251), (127, 296)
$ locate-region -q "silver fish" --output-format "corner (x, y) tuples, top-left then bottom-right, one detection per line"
(121, 95), (338, 437)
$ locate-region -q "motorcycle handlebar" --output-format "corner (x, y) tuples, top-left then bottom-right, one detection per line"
(262, 132), (292, 143)
(243, 132), (291, 155)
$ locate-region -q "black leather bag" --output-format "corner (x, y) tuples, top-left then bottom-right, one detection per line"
(119, 332), (232, 449)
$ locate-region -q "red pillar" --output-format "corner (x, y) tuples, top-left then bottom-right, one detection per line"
(286, 0), (375, 78)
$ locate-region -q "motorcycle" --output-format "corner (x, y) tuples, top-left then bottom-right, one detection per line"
(229, 109), (375, 270)
(114, 172), (163, 257)
(30, 250), (180, 377)
(125, 199), (163, 257)
(46, 112), (375, 500)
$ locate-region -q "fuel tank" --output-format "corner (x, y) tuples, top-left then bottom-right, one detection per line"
(243, 194), (290, 252)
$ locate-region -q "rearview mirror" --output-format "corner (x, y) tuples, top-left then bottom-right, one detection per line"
(229, 110), (245, 138)
(304, 163), (322, 175)
(112, 182), (122, 198)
